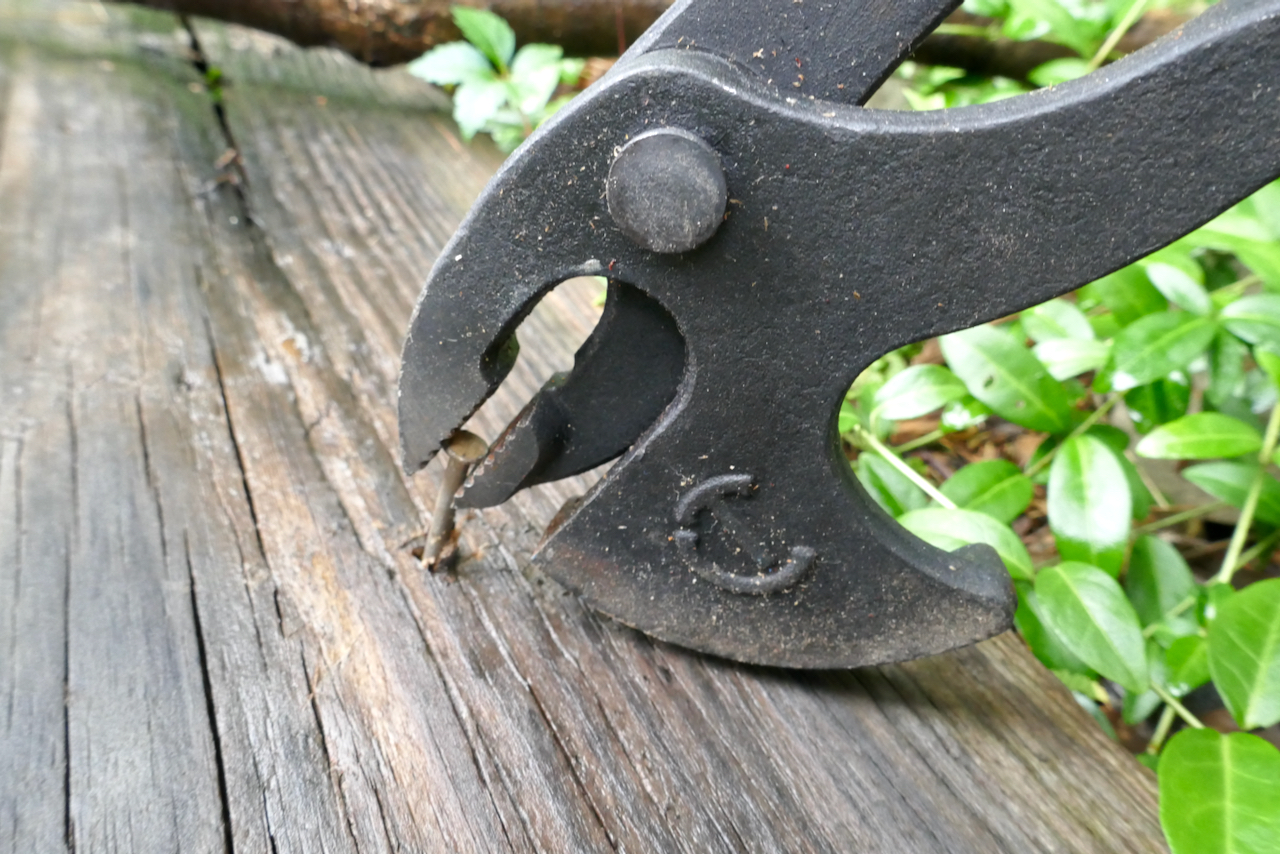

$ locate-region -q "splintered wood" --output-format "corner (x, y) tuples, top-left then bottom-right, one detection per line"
(0, 2), (1166, 851)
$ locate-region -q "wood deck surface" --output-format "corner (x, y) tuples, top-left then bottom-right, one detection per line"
(0, 2), (1166, 851)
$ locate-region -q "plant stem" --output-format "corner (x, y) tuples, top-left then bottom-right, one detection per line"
(855, 425), (957, 509)
(1214, 401), (1280, 584)
(1146, 704), (1177, 755)
(1233, 527), (1280, 574)
(1142, 593), (1198, 638)
(1131, 502), (1228, 537)
(1087, 0), (1147, 72)
(1151, 684), (1204, 730)
(894, 428), (946, 454)
(1025, 394), (1120, 478)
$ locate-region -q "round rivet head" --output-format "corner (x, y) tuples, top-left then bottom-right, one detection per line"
(607, 129), (727, 254)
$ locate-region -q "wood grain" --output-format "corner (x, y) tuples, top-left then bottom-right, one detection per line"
(0, 2), (1167, 851)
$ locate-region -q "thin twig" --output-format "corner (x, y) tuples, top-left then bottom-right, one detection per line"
(854, 425), (957, 508)
(1146, 704), (1177, 755)
(1215, 402), (1280, 583)
(1131, 502), (1228, 537)
(1151, 684), (1204, 730)
(1088, 0), (1148, 71)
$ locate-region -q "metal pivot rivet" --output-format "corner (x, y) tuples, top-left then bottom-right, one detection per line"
(422, 429), (489, 570)
(606, 128), (728, 254)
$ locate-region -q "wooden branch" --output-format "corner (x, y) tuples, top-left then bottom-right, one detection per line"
(109, 0), (1187, 75)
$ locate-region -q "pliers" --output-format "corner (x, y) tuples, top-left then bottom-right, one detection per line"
(399, 0), (1280, 668)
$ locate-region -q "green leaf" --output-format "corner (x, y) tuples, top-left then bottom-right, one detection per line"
(1015, 582), (1095, 673)
(452, 79), (509, 138)
(407, 41), (494, 85)
(1081, 266), (1166, 326)
(855, 454), (928, 518)
(452, 6), (516, 71)
(1035, 562), (1149, 692)
(1256, 346), (1280, 389)
(1124, 378), (1190, 434)
(939, 325), (1073, 433)
(871, 365), (968, 423)
(1007, 0), (1099, 55)
(1080, 424), (1152, 521)
(1185, 211), (1280, 289)
(897, 507), (1034, 581)
(1032, 338), (1111, 381)
(1027, 57), (1091, 87)
(1126, 535), (1198, 632)
(508, 62), (561, 114)
(1165, 635), (1211, 698)
(1136, 413), (1263, 460)
(1159, 730), (1280, 854)
(1023, 298), (1094, 342)
(1047, 435), (1131, 575)
(940, 396), (991, 431)
(1123, 687), (1162, 726)
(940, 459), (1034, 524)
(510, 43), (564, 74)
(1208, 332), (1250, 411)
(1222, 294), (1280, 347)
(1200, 582), (1237, 628)
(1145, 262), (1213, 316)
(1099, 313), (1218, 393)
(1208, 578), (1280, 730)
(1183, 462), (1280, 527)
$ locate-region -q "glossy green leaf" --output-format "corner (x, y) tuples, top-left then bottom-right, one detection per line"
(1187, 211), (1280, 289)
(1032, 338), (1111, 380)
(1027, 57), (1091, 87)
(1222, 294), (1280, 346)
(1125, 535), (1198, 635)
(1123, 687), (1162, 726)
(897, 507), (1034, 581)
(1209, 332), (1250, 411)
(1015, 582), (1094, 674)
(452, 79), (509, 138)
(1099, 312), (1218, 393)
(1124, 378), (1191, 434)
(1183, 462), (1280, 527)
(855, 454), (928, 518)
(407, 41), (495, 85)
(1256, 346), (1280, 389)
(940, 396), (992, 432)
(1144, 262), (1213, 316)
(1023, 298), (1094, 342)
(1159, 730), (1280, 854)
(1135, 413), (1263, 460)
(452, 6), (516, 70)
(939, 325), (1073, 433)
(1083, 425), (1151, 520)
(1165, 635), (1211, 698)
(871, 365), (968, 423)
(1047, 435), (1131, 575)
(1007, 0), (1099, 56)
(1208, 578), (1280, 730)
(940, 459), (1034, 524)
(1035, 562), (1149, 692)
(1081, 266), (1166, 326)
(1199, 582), (1237, 628)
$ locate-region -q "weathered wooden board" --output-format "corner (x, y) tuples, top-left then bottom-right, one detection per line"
(0, 2), (1166, 851)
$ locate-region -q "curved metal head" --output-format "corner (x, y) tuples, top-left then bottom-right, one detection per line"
(399, 0), (1280, 668)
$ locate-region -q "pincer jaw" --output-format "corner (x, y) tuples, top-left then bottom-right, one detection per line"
(397, 249), (610, 476)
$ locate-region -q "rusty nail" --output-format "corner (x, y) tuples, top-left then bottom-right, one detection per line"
(422, 430), (489, 570)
